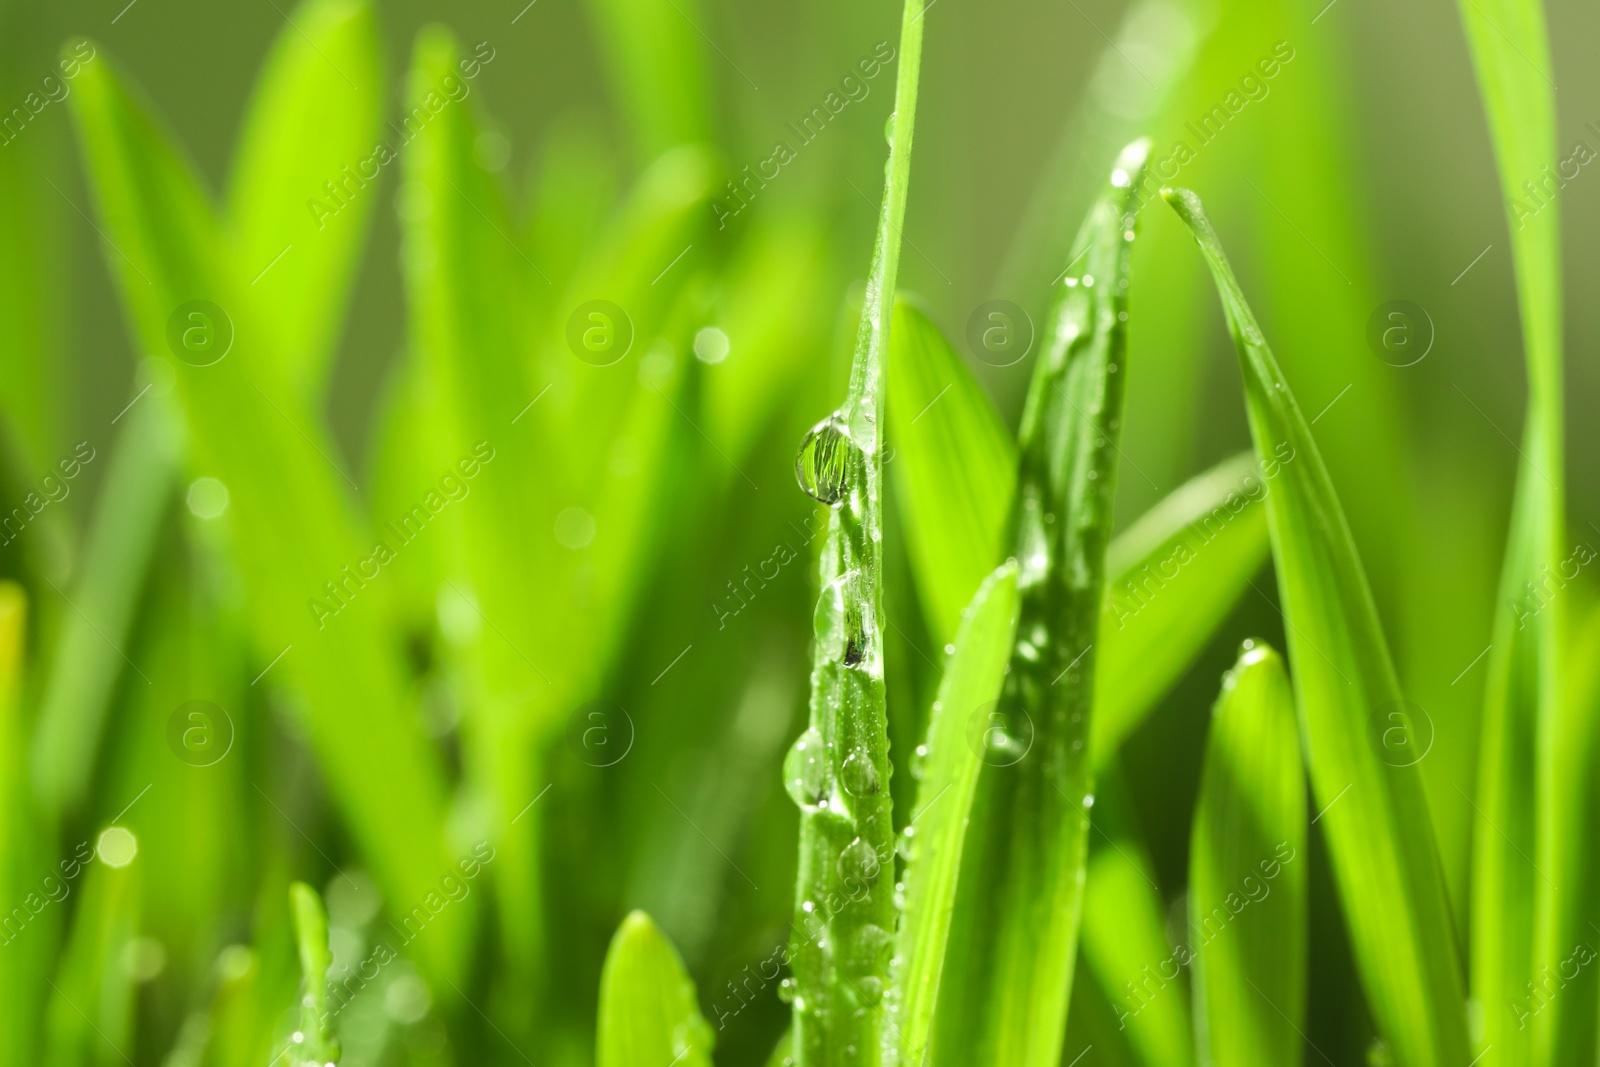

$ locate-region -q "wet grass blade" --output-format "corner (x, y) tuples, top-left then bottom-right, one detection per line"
(290, 881), (338, 1065)
(597, 911), (713, 1067)
(1095, 451), (1269, 766)
(785, 0), (923, 1062)
(1164, 187), (1470, 1067)
(227, 0), (382, 401)
(887, 297), (1017, 651)
(1188, 642), (1305, 1067)
(934, 139), (1149, 1067)
(1454, 0), (1568, 1061)
(890, 561), (1019, 1067)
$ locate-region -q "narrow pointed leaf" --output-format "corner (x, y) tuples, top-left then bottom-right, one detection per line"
(891, 561), (1019, 1067)
(597, 911), (714, 1067)
(290, 881), (338, 1065)
(1189, 642), (1305, 1067)
(1165, 186), (1469, 1067)
(1454, 0), (1568, 1062)
(887, 297), (1017, 650)
(786, 2), (924, 1063)
(227, 0), (383, 399)
(934, 139), (1149, 1067)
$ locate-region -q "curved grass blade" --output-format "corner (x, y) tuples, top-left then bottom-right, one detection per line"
(933, 138), (1149, 1067)
(785, 1), (924, 1062)
(1453, 0), (1567, 1062)
(887, 297), (1017, 651)
(290, 881), (338, 1065)
(1188, 642), (1305, 1067)
(1164, 186), (1469, 1067)
(890, 561), (1019, 1067)
(227, 0), (382, 401)
(597, 911), (713, 1067)
(1095, 451), (1268, 765)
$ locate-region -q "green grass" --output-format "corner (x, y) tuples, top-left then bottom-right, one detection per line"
(0, 0), (1591, 1063)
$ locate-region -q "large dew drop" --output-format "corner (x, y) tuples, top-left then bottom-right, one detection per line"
(837, 836), (881, 886)
(784, 727), (828, 807)
(795, 414), (853, 505)
(840, 750), (880, 797)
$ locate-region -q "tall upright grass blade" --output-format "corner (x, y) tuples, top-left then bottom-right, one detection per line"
(289, 881), (338, 1065)
(1095, 451), (1268, 765)
(887, 298), (1016, 650)
(1165, 187), (1469, 1067)
(596, 911), (714, 1067)
(934, 139), (1149, 1067)
(67, 47), (469, 983)
(785, 0), (923, 1061)
(31, 399), (177, 816)
(1454, 0), (1568, 1061)
(227, 0), (382, 401)
(1188, 641), (1305, 1067)
(890, 561), (1019, 1067)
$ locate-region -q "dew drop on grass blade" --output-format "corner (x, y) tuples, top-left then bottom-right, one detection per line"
(933, 139), (1149, 1067)
(596, 911), (714, 1067)
(290, 881), (338, 1066)
(1188, 641), (1305, 1067)
(784, 0), (924, 1062)
(1164, 186), (1470, 1067)
(1454, 0), (1573, 1061)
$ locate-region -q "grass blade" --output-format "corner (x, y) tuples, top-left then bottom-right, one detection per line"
(597, 911), (714, 1067)
(891, 561), (1019, 1067)
(1188, 641), (1305, 1067)
(887, 297), (1017, 651)
(227, 0), (382, 400)
(290, 881), (338, 1065)
(934, 139), (1149, 1067)
(1164, 186), (1469, 1067)
(1095, 452), (1269, 765)
(1454, 0), (1567, 1061)
(584, 0), (711, 160)
(785, 1), (924, 1062)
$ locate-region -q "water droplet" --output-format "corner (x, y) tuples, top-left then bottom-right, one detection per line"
(1083, 274), (1095, 287)
(897, 824), (917, 861)
(784, 728), (827, 807)
(779, 977), (798, 1003)
(884, 112), (897, 143)
(856, 976), (884, 1005)
(814, 571), (853, 662)
(1111, 168), (1130, 188)
(838, 837), (881, 885)
(943, 643), (956, 656)
(911, 744), (929, 780)
(841, 750), (880, 796)
(795, 414), (853, 505)
(1083, 793), (1095, 808)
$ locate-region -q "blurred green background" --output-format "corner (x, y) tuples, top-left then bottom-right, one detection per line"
(1, 0), (1597, 1063)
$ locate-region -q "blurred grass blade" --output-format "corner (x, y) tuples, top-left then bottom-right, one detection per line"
(31, 399), (178, 816)
(1081, 765), (1193, 1067)
(787, 1), (923, 1062)
(68, 45), (467, 983)
(935, 139), (1148, 1067)
(1096, 452), (1269, 765)
(887, 297), (1017, 651)
(584, 0), (711, 160)
(596, 911), (713, 1067)
(45, 855), (138, 1065)
(1188, 642), (1305, 1067)
(227, 0), (382, 400)
(290, 881), (338, 1065)
(891, 561), (1019, 1067)
(0, 583), (51, 1066)
(1164, 187), (1469, 1067)
(1454, 0), (1568, 1062)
